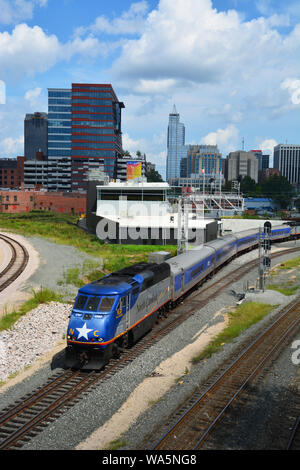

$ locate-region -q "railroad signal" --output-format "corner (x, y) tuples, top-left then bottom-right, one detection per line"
(264, 221), (272, 235)
(263, 239), (271, 250)
(258, 222), (272, 291)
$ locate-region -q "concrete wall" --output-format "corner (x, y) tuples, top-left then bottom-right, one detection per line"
(221, 218), (284, 234)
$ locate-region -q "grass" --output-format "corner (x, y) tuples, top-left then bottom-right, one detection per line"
(58, 260), (104, 288)
(277, 257), (300, 270)
(104, 439), (128, 450)
(0, 288), (63, 332)
(0, 212), (177, 276)
(267, 284), (299, 296)
(192, 302), (275, 363)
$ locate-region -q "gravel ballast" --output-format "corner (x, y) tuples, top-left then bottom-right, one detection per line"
(0, 302), (71, 383)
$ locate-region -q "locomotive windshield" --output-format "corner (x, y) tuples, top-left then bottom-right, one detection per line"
(74, 295), (88, 310)
(86, 296), (101, 311)
(98, 296), (116, 312)
(73, 295), (116, 312)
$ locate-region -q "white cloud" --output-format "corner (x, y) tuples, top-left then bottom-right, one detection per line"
(24, 87), (42, 104)
(77, 1), (149, 36)
(281, 78), (300, 104)
(134, 78), (176, 94)
(0, 24), (62, 79)
(0, 0), (47, 25)
(0, 135), (23, 156)
(0, 80), (5, 104)
(259, 138), (278, 154)
(200, 125), (239, 155)
(0, 23), (110, 80)
(122, 132), (146, 154)
(109, 0), (300, 128)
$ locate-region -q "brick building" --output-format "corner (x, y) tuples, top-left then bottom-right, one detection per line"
(0, 189), (86, 214)
(0, 157), (25, 188)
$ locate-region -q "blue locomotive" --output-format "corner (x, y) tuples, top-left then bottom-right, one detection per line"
(65, 224), (291, 369)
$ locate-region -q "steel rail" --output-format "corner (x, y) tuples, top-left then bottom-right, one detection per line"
(287, 416), (300, 450)
(0, 233), (29, 292)
(152, 298), (300, 450)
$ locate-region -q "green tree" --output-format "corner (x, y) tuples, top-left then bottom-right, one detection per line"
(240, 176), (257, 194)
(147, 168), (164, 182)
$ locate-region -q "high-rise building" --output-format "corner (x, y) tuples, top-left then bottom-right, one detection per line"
(227, 150), (258, 183)
(274, 144), (300, 186)
(262, 154), (269, 170)
(47, 88), (72, 191)
(24, 112), (48, 161)
(166, 105), (187, 182)
(71, 83), (125, 192)
(185, 145), (222, 178)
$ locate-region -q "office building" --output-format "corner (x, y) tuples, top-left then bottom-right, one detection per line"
(185, 145), (222, 178)
(166, 105), (187, 182)
(47, 88), (72, 191)
(24, 112), (48, 161)
(250, 150), (270, 172)
(71, 83), (125, 192)
(227, 150), (258, 183)
(273, 144), (300, 186)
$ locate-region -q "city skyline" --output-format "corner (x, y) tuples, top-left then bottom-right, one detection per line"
(0, 0), (299, 179)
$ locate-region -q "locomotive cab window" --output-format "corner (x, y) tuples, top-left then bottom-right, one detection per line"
(74, 295), (88, 310)
(86, 296), (101, 311)
(98, 296), (116, 312)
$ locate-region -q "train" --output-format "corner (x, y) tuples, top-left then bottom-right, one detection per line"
(65, 223), (293, 369)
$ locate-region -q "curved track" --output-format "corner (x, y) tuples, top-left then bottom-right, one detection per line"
(0, 234), (29, 292)
(0, 244), (300, 449)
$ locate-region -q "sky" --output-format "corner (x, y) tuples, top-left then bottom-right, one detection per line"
(0, 0), (299, 177)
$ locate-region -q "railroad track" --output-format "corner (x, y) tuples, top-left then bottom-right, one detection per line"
(0, 234), (29, 292)
(0, 244), (299, 450)
(152, 297), (300, 450)
(287, 416), (300, 450)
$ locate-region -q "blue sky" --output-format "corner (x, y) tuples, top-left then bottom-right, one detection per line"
(0, 0), (299, 177)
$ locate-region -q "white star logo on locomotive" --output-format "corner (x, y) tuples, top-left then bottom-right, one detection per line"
(76, 323), (93, 340)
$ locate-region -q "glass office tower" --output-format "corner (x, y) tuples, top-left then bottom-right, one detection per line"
(47, 89), (72, 191)
(24, 112), (48, 160)
(71, 83), (125, 192)
(166, 105), (187, 182)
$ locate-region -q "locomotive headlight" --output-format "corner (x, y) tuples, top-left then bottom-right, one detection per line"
(97, 338), (104, 342)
